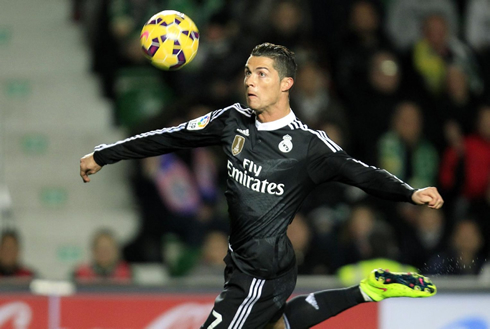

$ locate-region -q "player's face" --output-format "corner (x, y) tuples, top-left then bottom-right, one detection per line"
(244, 56), (283, 112)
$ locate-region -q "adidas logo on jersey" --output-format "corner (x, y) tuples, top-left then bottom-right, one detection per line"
(237, 128), (249, 136)
(305, 293), (319, 310)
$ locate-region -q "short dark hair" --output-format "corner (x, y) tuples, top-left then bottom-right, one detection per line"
(251, 43), (297, 81)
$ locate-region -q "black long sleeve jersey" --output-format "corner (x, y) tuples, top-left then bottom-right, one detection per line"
(93, 103), (416, 279)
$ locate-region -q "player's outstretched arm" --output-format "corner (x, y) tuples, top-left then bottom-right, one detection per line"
(411, 187), (444, 209)
(80, 153), (102, 183)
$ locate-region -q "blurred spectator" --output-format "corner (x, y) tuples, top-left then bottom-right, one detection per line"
(368, 51), (401, 95)
(377, 101), (439, 189)
(385, 0), (459, 50)
(436, 65), (479, 138)
(409, 14), (482, 100)
(189, 230), (228, 276)
(397, 207), (448, 272)
(229, 0), (277, 37)
(0, 230), (35, 279)
(465, 0), (490, 102)
(338, 203), (380, 266)
(336, 0), (395, 98)
(466, 181), (490, 255)
(73, 229), (132, 283)
(291, 61), (349, 134)
(261, 0), (311, 52)
(426, 219), (485, 275)
(346, 50), (404, 163)
(439, 105), (490, 217)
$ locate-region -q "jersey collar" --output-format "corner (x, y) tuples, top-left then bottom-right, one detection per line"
(255, 109), (296, 131)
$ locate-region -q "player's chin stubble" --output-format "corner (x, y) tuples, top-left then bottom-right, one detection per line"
(246, 99), (262, 113)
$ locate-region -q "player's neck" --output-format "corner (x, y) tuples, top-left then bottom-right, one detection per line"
(256, 99), (291, 123)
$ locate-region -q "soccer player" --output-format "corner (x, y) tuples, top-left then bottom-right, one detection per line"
(80, 43), (443, 329)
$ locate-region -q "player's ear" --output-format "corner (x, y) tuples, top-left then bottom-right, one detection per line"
(281, 77), (294, 92)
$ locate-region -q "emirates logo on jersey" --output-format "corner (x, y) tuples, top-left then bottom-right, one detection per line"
(278, 135), (293, 153)
(232, 135), (245, 156)
(227, 159), (285, 196)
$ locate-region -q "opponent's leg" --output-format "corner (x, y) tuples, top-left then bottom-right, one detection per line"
(275, 269), (436, 329)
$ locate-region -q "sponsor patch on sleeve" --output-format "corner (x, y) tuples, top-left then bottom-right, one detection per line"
(187, 112), (211, 131)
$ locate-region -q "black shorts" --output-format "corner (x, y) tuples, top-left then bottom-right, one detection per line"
(201, 255), (297, 329)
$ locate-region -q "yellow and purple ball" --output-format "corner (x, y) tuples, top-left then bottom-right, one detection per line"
(140, 10), (199, 71)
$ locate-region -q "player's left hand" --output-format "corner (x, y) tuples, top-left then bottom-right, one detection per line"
(411, 187), (444, 209)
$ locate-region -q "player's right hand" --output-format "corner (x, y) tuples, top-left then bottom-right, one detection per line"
(80, 153), (102, 183)
(411, 187), (444, 209)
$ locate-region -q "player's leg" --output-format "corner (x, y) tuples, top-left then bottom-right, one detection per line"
(269, 269), (436, 329)
(264, 285), (363, 329)
(274, 285), (366, 329)
(358, 268), (436, 301)
(201, 262), (297, 329)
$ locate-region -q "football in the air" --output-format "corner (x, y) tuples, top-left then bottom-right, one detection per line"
(140, 10), (199, 71)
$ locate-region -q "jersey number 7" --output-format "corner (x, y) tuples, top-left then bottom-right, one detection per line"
(208, 310), (222, 328)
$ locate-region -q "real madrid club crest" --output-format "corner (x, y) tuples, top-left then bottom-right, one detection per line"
(232, 135), (245, 156)
(279, 135), (293, 153)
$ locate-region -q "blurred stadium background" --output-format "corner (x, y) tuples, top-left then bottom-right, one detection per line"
(0, 0), (490, 328)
